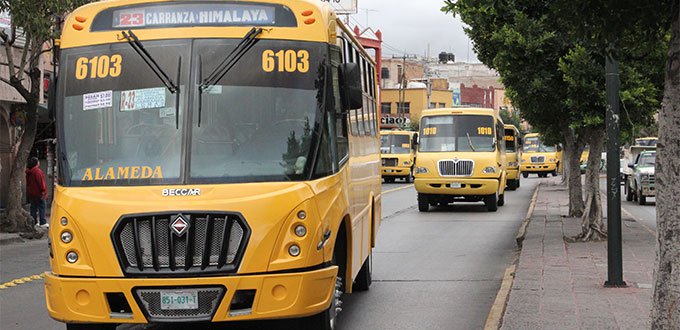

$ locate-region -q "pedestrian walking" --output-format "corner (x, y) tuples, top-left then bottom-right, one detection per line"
(26, 156), (48, 228)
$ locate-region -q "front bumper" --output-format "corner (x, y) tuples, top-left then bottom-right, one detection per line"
(381, 166), (410, 177)
(507, 168), (519, 180)
(414, 177), (499, 196)
(641, 185), (656, 197)
(45, 266), (337, 324)
(521, 163), (557, 173)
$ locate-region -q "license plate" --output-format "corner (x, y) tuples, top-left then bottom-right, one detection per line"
(450, 182), (462, 188)
(160, 290), (199, 310)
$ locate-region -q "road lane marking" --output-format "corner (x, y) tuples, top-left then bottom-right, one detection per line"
(0, 272), (47, 290)
(382, 184), (414, 195)
(484, 264), (516, 330)
(621, 207), (656, 236)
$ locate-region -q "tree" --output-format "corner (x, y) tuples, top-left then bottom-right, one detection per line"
(0, 0), (91, 233)
(444, 0), (665, 241)
(652, 1), (680, 327)
(499, 107), (520, 129)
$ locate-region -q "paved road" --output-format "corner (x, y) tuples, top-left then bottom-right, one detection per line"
(599, 177), (657, 231)
(2, 177), (539, 329)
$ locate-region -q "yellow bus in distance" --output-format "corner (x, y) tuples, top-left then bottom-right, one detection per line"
(380, 130), (417, 183)
(504, 124), (521, 190)
(47, 1), (382, 329)
(521, 133), (561, 177)
(414, 108), (507, 212)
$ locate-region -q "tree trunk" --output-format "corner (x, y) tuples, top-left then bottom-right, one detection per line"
(0, 100), (39, 233)
(651, 3), (680, 328)
(574, 129), (606, 241)
(563, 129), (585, 217)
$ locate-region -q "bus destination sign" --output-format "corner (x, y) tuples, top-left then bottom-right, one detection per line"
(112, 4), (276, 28)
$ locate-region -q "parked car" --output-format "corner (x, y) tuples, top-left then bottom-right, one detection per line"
(625, 150), (656, 205)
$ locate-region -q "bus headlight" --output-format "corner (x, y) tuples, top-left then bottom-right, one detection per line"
(482, 166), (497, 174)
(508, 162), (519, 167)
(403, 161), (411, 165)
(415, 167), (429, 174)
(550, 158), (557, 162)
(60, 231), (73, 244)
(66, 251), (79, 263)
(288, 244), (301, 257)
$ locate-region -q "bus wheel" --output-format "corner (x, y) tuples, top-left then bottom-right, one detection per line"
(517, 177), (521, 188)
(485, 194), (498, 212)
(638, 190), (646, 205)
(507, 180), (517, 191)
(66, 324), (117, 330)
(385, 177), (395, 183)
(418, 194), (430, 212)
(625, 182), (633, 201)
(522, 172), (529, 178)
(552, 169), (559, 177)
(498, 193), (505, 207)
(353, 250), (372, 291)
(405, 168), (414, 183)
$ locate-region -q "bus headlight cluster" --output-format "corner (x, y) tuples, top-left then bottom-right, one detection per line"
(60, 231), (73, 244)
(415, 167), (429, 174)
(66, 251), (79, 263)
(60, 217), (68, 226)
(482, 166), (497, 174)
(288, 244), (301, 257)
(294, 225), (307, 237)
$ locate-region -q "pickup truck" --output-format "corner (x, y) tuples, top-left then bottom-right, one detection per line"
(624, 150), (656, 205)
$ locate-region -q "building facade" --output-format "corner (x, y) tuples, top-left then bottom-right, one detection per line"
(380, 88), (453, 128)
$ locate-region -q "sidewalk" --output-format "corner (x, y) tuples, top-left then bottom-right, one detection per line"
(501, 177), (655, 329)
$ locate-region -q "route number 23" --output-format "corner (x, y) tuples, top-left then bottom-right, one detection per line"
(75, 55), (122, 80)
(262, 50), (309, 73)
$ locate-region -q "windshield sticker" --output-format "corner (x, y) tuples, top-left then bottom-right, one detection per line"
(120, 87), (166, 111)
(75, 55), (122, 80)
(83, 90), (113, 111)
(159, 107), (176, 118)
(262, 50), (310, 73)
(113, 4), (276, 28)
(81, 166), (163, 181)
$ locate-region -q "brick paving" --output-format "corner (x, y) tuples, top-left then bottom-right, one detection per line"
(502, 178), (655, 330)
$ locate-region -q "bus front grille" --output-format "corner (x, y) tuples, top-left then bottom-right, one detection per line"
(134, 286), (224, 322)
(530, 156), (546, 163)
(382, 158), (398, 167)
(438, 160), (474, 176)
(113, 212), (250, 276)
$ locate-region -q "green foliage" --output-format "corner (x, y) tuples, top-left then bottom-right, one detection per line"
(443, 0), (668, 145)
(499, 107), (520, 128)
(0, 0), (92, 43)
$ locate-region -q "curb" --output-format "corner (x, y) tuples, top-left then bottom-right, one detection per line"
(515, 183), (541, 248)
(484, 264), (516, 330)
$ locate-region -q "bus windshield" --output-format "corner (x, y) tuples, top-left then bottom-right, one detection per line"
(381, 134), (411, 154)
(59, 39), (328, 186)
(523, 137), (555, 153)
(504, 129), (516, 152)
(419, 115), (495, 152)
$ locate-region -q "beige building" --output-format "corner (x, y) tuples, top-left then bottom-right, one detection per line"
(380, 88), (453, 128)
(381, 58), (425, 89)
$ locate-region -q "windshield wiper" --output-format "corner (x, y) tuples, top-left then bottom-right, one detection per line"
(121, 30), (182, 128)
(466, 133), (477, 152)
(197, 27), (264, 126)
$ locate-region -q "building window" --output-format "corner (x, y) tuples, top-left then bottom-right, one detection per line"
(381, 102), (391, 114)
(439, 103), (446, 108)
(398, 102), (410, 114)
(429, 102), (437, 109)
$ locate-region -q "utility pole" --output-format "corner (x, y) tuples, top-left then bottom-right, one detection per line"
(360, 8), (378, 28)
(604, 48), (627, 288)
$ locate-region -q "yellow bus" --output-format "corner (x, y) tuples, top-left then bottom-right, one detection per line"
(504, 124), (521, 190)
(414, 108), (507, 212)
(521, 133), (561, 178)
(47, 1), (381, 328)
(380, 130), (417, 183)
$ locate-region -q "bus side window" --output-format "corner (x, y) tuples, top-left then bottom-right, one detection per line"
(331, 46), (349, 162)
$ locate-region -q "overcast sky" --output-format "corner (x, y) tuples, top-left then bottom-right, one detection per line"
(344, 0), (479, 62)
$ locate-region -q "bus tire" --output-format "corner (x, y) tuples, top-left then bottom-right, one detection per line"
(353, 250), (372, 291)
(485, 194), (498, 212)
(507, 180), (518, 191)
(66, 324), (117, 330)
(385, 177), (395, 183)
(522, 172), (529, 178)
(638, 190), (646, 205)
(498, 193), (505, 207)
(418, 194), (430, 212)
(625, 181), (633, 201)
(517, 177), (521, 188)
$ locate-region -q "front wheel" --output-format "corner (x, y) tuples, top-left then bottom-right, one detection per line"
(418, 193), (430, 212)
(353, 250), (372, 291)
(507, 179), (518, 191)
(638, 190), (646, 205)
(522, 172), (529, 178)
(498, 193), (505, 207)
(485, 194), (498, 212)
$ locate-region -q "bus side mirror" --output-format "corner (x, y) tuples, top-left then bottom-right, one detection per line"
(557, 145), (563, 152)
(339, 63), (363, 111)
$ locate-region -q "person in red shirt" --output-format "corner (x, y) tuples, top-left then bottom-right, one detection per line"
(26, 157), (48, 227)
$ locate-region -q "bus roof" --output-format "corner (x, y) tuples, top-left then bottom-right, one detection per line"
(524, 133), (541, 138)
(61, 0), (338, 49)
(420, 108), (497, 118)
(504, 124), (520, 132)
